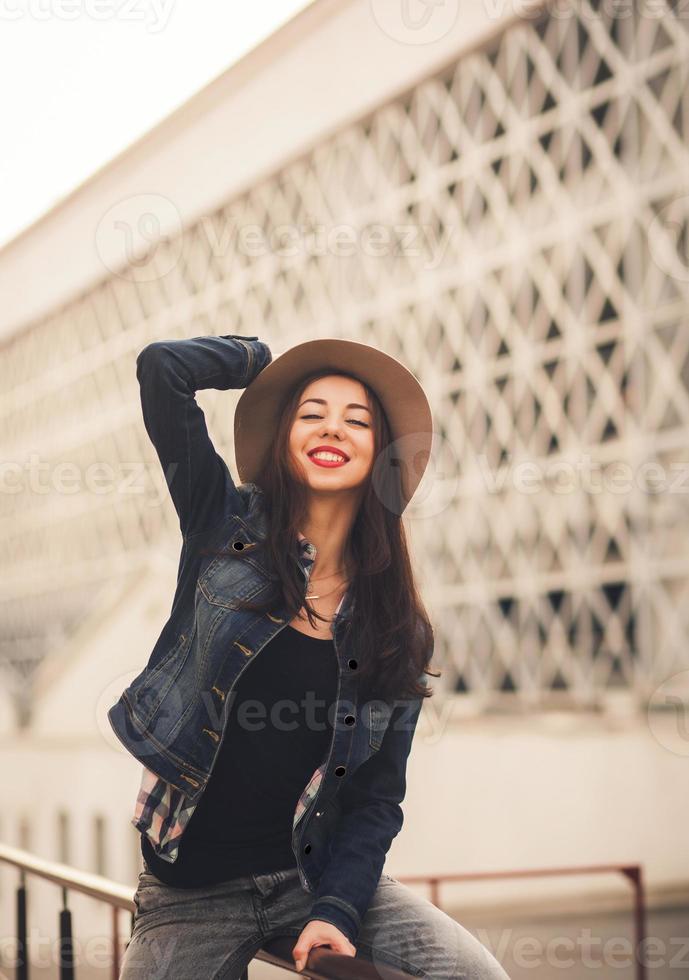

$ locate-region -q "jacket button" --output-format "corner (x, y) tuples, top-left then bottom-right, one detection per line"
(348, 659), (358, 670)
(344, 714), (355, 726)
(232, 540), (245, 551)
(315, 811), (322, 817)
(303, 843), (312, 854)
(335, 765), (346, 777)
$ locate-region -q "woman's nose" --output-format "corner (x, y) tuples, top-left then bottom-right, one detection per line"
(319, 420), (345, 439)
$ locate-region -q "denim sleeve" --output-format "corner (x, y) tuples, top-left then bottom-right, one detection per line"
(135, 334), (272, 538)
(303, 685), (426, 945)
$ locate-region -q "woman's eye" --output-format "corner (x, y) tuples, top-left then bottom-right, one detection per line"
(301, 414), (369, 427)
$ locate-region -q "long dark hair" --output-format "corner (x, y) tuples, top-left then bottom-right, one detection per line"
(198, 368), (440, 703)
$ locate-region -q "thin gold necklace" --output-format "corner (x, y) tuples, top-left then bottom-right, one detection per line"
(305, 579), (350, 601)
(309, 566), (346, 584)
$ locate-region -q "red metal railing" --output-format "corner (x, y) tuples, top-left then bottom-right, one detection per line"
(396, 862), (647, 980)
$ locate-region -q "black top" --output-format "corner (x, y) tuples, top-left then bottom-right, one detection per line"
(141, 623), (338, 887)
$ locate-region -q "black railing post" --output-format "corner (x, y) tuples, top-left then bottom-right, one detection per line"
(17, 869), (29, 980)
(112, 905), (121, 980)
(58, 886), (76, 980)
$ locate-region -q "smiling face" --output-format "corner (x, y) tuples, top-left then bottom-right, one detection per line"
(288, 374), (375, 493)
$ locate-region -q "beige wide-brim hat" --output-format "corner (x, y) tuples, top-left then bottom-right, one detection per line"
(234, 337), (434, 512)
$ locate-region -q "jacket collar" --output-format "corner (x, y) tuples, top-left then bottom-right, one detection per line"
(296, 531), (355, 622)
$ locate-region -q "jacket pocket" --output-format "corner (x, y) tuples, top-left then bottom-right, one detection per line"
(134, 627), (196, 728)
(197, 518), (271, 609)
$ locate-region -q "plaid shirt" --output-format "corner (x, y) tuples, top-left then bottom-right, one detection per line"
(131, 531), (344, 864)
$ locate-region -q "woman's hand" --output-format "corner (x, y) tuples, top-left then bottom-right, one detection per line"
(292, 919), (356, 972)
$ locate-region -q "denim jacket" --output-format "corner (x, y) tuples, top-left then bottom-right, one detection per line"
(107, 334), (428, 945)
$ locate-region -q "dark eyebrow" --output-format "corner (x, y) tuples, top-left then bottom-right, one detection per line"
(298, 397), (371, 413)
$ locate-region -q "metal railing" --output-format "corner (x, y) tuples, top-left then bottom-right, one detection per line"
(0, 842), (132, 979)
(400, 862), (647, 980)
(0, 844), (647, 979)
(0, 842), (414, 979)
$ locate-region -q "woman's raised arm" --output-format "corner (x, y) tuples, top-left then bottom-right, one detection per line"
(135, 334), (272, 538)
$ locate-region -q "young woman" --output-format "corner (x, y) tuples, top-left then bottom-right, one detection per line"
(111, 334), (510, 979)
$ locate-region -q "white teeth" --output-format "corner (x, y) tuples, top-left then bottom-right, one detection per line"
(311, 451), (346, 462)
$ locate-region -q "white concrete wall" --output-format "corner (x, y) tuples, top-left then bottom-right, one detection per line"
(30, 552), (178, 739)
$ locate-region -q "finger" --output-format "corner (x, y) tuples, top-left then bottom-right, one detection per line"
(292, 941), (306, 972)
(293, 947), (308, 972)
(293, 938), (320, 972)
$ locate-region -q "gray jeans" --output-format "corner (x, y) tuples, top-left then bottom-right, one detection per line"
(119, 862), (511, 979)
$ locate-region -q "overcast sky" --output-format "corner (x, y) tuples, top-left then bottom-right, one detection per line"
(0, 0), (314, 249)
